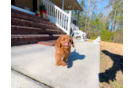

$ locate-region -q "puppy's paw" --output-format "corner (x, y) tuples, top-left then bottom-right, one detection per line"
(55, 62), (61, 66)
(61, 61), (67, 66)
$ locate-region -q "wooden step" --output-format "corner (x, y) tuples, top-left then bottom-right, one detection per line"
(11, 34), (60, 46)
(11, 18), (61, 30)
(38, 40), (55, 46)
(11, 25), (43, 34)
(11, 25), (65, 34)
(11, 12), (55, 26)
(11, 9), (49, 21)
(11, 9), (65, 47)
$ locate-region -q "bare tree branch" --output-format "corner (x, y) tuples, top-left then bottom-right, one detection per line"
(85, 0), (91, 30)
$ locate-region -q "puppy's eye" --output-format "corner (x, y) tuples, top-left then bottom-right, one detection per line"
(63, 39), (65, 41)
(69, 40), (71, 42)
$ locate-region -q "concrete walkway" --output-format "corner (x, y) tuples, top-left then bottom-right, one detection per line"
(11, 70), (50, 88)
(11, 40), (100, 88)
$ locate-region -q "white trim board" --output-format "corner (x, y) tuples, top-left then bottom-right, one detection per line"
(11, 5), (35, 15)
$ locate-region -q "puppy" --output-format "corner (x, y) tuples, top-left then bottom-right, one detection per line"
(55, 35), (74, 66)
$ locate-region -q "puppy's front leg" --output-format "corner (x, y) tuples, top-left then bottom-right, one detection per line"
(62, 54), (69, 66)
(61, 59), (67, 66)
(55, 53), (62, 66)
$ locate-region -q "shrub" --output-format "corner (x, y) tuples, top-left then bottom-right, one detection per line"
(94, 30), (111, 42)
(112, 30), (123, 43)
(90, 36), (98, 39)
(84, 28), (123, 44)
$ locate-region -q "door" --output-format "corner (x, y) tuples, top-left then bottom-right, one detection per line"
(33, 0), (37, 12)
(11, 0), (15, 5)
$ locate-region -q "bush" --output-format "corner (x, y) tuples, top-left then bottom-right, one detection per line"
(100, 30), (113, 42)
(86, 30), (98, 39)
(90, 36), (98, 39)
(85, 28), (123, 44)
(112, 30), (123, 43)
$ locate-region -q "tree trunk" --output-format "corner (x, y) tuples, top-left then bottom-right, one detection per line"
(111, 0), (117, 32)
(114, 21), (118, 31)
(103, 0), (107, 16)
(98, 0), (101, 14)
(87, 0), (97, 28)
(90, 0), (96, 19)
(112, 7), (117, 32)
(85, 0), (91, 31)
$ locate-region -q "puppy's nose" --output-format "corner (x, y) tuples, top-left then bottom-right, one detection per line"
(65, 42), (69, 46)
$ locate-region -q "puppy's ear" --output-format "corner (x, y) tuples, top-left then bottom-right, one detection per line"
(55, 36), (62, 48)
(71, 39), (75, 47)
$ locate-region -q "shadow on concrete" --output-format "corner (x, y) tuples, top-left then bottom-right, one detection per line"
(99, 50), (123, 83)
(66, 49), (85, 68)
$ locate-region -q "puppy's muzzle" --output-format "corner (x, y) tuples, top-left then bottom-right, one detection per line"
(65, 42), (69, 47)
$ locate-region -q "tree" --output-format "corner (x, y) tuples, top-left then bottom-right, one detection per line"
(98, 0), (101, 14)
(102, 0), (123, 31)
(79, 0), (87, 30)
(85, 0), (91, 31)
(87, 0), (97, 30)
(90, 0), (97, 19)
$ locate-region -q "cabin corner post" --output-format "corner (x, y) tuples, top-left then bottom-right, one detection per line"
(78, 10), (80, 26)
(67, 11), (72, 35)
(62, 0), (64, 10)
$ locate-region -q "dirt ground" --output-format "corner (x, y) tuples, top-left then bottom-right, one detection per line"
(88, 39), (123, 55)
(88, 39), (123, 88)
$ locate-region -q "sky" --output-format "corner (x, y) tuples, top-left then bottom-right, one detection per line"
(77, 0), (111, 17)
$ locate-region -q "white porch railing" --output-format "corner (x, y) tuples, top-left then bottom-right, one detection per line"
(43, 0), (72, 35)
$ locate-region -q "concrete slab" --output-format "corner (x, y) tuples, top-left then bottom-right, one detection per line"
(11, 70), (50, 88)
(11, 40), (100, 88)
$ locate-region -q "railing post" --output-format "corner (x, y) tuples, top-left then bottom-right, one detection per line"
(78, 10), (80, 26)
(67, 11), (71, 35)
(72, 5), (74, 23)
(62, 0), (64, 10)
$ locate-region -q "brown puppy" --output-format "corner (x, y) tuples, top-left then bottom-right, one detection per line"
(55, 35), (74, 66)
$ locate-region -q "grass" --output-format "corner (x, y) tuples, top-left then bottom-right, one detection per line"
(88, 39), (123, 88)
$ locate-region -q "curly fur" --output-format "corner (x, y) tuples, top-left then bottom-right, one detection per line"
(55, 35), (74, 66)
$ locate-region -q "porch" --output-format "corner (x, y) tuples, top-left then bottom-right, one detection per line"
(11, 0), (83, 36)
